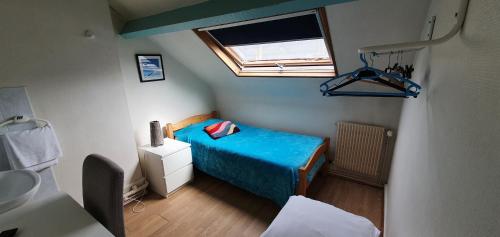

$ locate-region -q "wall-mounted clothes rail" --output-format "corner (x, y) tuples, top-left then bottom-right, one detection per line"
(358, 0), (470, 54)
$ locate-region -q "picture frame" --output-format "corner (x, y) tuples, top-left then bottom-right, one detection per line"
(135, 54), (165, 82)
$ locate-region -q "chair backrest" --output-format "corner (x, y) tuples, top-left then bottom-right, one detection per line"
(82, 154), (125, 237)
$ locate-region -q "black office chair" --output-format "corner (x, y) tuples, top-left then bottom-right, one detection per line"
(82, 154), (125, 237)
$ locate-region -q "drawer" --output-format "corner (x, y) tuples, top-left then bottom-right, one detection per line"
(165, 164), (194, 194)
(162, 147), (192, 176)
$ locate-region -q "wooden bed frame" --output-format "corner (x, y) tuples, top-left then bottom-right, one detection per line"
(165, 111), (330, 196)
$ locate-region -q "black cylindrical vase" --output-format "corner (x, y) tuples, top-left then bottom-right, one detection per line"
(150, 121), (164, 147)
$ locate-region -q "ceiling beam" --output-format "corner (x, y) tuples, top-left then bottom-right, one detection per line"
(120, 0), (355, 39)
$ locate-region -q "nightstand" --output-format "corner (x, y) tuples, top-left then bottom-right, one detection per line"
(139, 138), (194, 197)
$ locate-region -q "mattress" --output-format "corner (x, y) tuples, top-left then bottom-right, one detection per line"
(175, 119), (325, 205)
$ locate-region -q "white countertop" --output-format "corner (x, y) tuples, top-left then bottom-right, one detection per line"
(0, 192), (113, 237)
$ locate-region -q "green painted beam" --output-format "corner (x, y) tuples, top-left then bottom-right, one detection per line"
(120, 0), (355, 39)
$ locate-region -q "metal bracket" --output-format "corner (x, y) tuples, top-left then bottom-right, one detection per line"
(426, 16), (437, 40)
(358, 0), (470, 54)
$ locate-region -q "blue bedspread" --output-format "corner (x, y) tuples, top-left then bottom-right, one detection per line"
(175, 119), (325, 206)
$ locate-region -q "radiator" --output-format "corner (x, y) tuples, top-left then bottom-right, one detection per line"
(333, 121), (393, 187)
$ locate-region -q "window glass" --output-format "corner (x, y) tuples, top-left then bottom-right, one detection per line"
(229, 39), (330, 63)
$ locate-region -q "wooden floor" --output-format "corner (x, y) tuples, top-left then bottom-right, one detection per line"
(124, 171), (383, 237)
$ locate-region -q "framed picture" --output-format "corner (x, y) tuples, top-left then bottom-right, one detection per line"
(135, 54), (165, 82)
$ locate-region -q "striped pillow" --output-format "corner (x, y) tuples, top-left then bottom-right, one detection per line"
(204, 121), (240, 139)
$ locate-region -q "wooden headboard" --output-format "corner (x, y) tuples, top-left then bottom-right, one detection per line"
(164, 111), (218, 139)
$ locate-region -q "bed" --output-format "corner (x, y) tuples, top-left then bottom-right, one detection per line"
(165, 111), (330, 205)
(261, 196), (381, 237)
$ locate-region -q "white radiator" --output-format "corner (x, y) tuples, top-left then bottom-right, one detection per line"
(333, 121), (393, 186)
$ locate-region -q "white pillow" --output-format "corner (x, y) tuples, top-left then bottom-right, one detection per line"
(261, 196), (380, 237)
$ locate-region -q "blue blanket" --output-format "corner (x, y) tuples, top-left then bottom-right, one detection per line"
(175, 119), (325, 206)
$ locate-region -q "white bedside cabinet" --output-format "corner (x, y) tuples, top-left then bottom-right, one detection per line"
(139, 138), (194, 197)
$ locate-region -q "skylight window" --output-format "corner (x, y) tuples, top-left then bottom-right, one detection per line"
(195, 8), (337, 77)
(229, 39), (330, 62)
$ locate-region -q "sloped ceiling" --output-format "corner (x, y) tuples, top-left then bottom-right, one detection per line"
(116, 0), (431, 138)
(147, 0), (431, 94)
(109, 0), (207, 20)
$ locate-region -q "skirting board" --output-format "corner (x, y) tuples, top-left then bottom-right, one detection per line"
(384, 184), (388, 236)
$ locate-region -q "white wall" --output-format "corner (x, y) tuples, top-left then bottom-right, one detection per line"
(117, 38), (215, 146)
(149, 0), (430, 152)
(0, 0), (142, 203)
(386, 0), (500, 236)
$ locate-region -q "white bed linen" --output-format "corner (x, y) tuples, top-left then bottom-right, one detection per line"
(261, 196), (380, 237)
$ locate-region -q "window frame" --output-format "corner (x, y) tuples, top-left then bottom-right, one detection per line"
(194, 8), (338, 78)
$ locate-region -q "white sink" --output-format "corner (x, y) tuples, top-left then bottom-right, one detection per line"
(0, 170), (41, 214)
